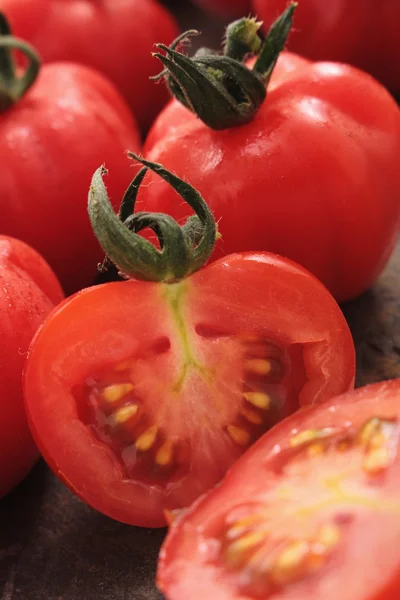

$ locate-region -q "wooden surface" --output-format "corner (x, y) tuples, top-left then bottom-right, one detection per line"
(1, 1), (400, 599)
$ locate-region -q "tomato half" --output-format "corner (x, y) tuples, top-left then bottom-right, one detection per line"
(252, 0), (400, 96)
(158, 379), (400, 600)
(1, 0), (179, 132)
(0, 235), (63, 499)
(24, 246), (355, 526)
(143, 38), (400, 303)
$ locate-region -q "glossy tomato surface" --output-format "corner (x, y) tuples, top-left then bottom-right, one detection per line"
(252, 0), (400, 95)
(0, 235), (63, 499)
(0, 62), (140, 295)
(24, 252), (355, 527)
(143, 52), (400, 303)
(192, 0), (251, 18)
(2, 0), (179, 132)
(158, 379), (400, 600)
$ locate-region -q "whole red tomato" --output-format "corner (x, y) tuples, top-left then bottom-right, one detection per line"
(0, 235), (63, 499)
(24, 155), (355, 527)
(158, 379), (400, 600)
(192, 0), (251, 19)
(0, 17), (141, 294)
(142, 8), (400, 303)
(252, 0), (400, 96)
(1, 0), (179, 132)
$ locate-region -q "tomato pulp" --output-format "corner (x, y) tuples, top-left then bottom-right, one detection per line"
(0, 235), (63, 499)
(24, 157), (355, 527)
(158, 379), (400, 600)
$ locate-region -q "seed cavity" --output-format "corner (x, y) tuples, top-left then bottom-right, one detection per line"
(103, 383), (134, 403)
(242, 406), (264, 425)
(270, 540), (311, 585)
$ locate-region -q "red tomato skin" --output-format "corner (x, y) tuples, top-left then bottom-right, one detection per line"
(158, 379), (400, 600)
(143, 53), (400, 303)
(0, 62), (141, 295)
(252, 0), (400, 96)
(24, 252), (355, 527)
(0, 235), (63, 499)
(192, 0), (251, 18)
(1, 0), (179, 132)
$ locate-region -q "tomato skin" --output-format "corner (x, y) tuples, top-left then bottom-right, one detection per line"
(1, 0), (179, 132)
(252, 0), (400, 96)
(143, 53), (400, 303)
(0, 62), (141, 295)
(24, 251), (354, 527)
(192, 0), (251, 18)
(0, 235), (63, 499)
(158, 379), (400, 600)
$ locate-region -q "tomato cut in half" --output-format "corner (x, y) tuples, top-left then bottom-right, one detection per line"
(24, 250), (354, 527)
(158, 379), (400, 599)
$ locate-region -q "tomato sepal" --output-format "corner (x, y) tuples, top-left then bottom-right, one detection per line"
(151, 3), (297, 130)
(88, 154), (217, 283)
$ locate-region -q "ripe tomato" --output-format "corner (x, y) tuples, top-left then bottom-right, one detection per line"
(142, 14), (400, 303)
(0, 20), (141, 294)
(192, 0), (251, 19)
(1, 0), (179, 132)
(158, 379), (400, 600)
(24, 155), (355, 527)
(252, 0), (400, 96)
(0, 235), (63, 499)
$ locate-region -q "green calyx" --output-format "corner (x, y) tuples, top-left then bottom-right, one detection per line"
(152, 3), (297, 130)
(0, 13), (41, 112)
(88, 154), (217, 283)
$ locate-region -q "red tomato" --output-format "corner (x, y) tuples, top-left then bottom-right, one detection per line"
(143, 49), (400, 303)
(158, 379), (400, 600)
(0, 31), (141, 294)
(24, 157), (355, 527)
(0, 235), (63, 499)
(1, 0), (179, 132)
(192, 0), (251, 19)
(252, 0), (400, 96)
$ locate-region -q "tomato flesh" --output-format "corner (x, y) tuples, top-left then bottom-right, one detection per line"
(24, 253), (355, 527)
(158, 380), (400, 600)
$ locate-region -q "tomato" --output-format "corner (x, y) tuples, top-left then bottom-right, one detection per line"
(252, 0), (400, 96)
(158, 379), (400, 600)
(0, 235), (63, 499)
(1, 0), (179, 132)
(0, 19), (141, 294)
(142, 11), (400, 303)
(24, 155), (355, 527)
(192, 0), (251, 19)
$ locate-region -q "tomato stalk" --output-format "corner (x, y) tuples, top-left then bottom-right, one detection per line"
(0, 13), (40, 111)
(88, 154), (217, 283)
(151, 3), (297, 130)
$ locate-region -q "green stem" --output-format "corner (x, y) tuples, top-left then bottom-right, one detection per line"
(88, 155), (217, 283)
(0, 12), (41, 112)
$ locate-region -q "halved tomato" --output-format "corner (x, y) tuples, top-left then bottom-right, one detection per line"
(158, 379), (400, 599)
(24, 156), (355, 527)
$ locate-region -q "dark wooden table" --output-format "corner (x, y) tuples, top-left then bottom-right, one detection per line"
(1, 2), (400, 599)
